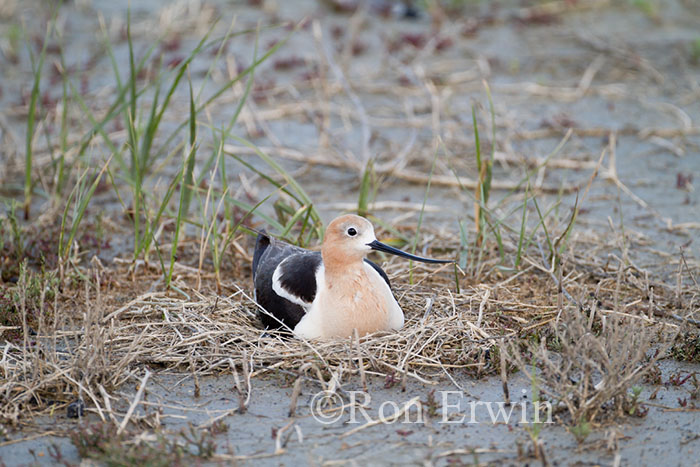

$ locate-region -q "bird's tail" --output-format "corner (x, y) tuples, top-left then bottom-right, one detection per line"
(252, 230), (271, 279)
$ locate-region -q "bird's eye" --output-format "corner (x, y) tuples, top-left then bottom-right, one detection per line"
(347, 227), (357, 236)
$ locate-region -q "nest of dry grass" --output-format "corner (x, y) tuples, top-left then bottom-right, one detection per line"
(1, 231), (698, 427)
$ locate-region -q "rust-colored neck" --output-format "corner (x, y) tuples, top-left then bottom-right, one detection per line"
(321, 243), (365, 276)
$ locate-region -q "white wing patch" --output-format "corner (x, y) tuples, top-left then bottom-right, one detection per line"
(292, 264), (326, 339)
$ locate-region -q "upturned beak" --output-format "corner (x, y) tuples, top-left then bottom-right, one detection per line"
(367, 240), (453, 264)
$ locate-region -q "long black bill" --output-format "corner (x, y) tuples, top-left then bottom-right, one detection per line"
(367, 240), (453, 264)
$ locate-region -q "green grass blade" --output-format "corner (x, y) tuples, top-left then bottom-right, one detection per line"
(140, 25), (217, 173)
(181, 72), (198, 220)
(58, 181), (78, 262)
(23, 14), (54, 219)
(472, 106), (481, 172)
(554, 191), (579, 257)
(357, 159), (374, 217)
(531, 196), (554, 262)
(224, 25), (258, 136)
(483, 81), (495, 205)
(134, 165), (185, 258)
(224, 195), (285, 233)
(167, 145), (196, 287)
(60, 156), (113, 262)
(56, 53), (70, 196)
(279, 204), (312, 241)
(226, 136), (322, 238)
(514, 185), (529, 269)
(155, 24), (298, 160)
(225, 151), (304, 207)
(409, 144), (440, 284)
(218, 188), (280, 267)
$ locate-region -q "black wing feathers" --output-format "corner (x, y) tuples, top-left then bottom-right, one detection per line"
(278, 253), (321, 304)
(253, 232), (319, 331)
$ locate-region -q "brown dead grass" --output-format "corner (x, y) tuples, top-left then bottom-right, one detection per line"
(1, 228), (697, 429)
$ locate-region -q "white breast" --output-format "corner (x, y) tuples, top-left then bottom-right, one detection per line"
(293, 262), (404, 339)
(292, 264), (326, 339)
(363, 262), (404, 330)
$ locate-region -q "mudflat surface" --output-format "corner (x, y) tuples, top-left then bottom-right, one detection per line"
(1, 0), (699, 466)
(4, 360), (700, 465)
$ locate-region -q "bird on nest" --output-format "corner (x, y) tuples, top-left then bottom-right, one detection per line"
(252, 214), (452, 339)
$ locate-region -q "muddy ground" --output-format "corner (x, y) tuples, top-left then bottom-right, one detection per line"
(1, 0), (699, 465)
(3, 361), (700, 465)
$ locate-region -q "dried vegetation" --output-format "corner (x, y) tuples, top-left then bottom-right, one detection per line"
(1, 224), (697, 431)
(0, 0), (699, 461)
